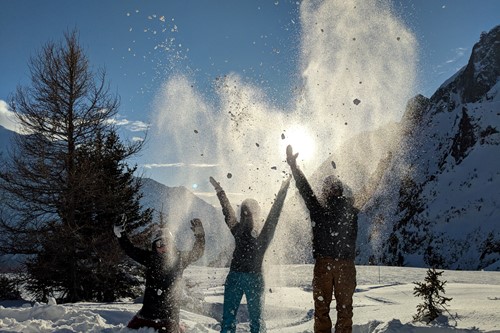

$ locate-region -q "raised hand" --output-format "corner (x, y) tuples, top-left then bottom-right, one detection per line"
(113, 214), (127, 238)
(190, 218), (205, 237)
(286, 145), (299, 168)
(209, 176), (223, 192)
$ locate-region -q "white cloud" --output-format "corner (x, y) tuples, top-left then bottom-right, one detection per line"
(142, 162), (185, 169)
(126, 120), (150, 132)
(0, 100), (21, 133)
(444, 47), (468, 65)
(108, 116), (150, 132)
(141, 162), (219, 169)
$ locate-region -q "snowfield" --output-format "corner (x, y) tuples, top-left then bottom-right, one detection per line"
(1, 265), (499, 332)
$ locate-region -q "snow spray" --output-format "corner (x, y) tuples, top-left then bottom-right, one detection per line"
(147, 0), (417, 325)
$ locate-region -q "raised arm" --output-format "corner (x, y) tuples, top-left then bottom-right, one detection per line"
(286, 145), (321, 213)
(257, 175), (291, 250)
(114, 219), (150, 266)
(210, 176), (238, 231)
(180, 218), (206, 268)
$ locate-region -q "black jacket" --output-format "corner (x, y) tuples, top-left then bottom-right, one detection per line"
(216, 181), (290, 273)
(118, 234), (204, 321)
(291, 166), (358, 260)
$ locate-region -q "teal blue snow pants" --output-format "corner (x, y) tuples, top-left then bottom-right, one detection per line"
(220, 271), (266, 333)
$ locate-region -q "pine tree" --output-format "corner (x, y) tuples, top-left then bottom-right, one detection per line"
(0, 30), (150, 302)
(413, 268), (453, 323)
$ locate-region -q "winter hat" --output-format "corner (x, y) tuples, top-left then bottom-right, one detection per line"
(323, 175), (343, 195)
(240, 198), (261, 230)
(241, 198), (261, 218)
(150, 228), (174, 245)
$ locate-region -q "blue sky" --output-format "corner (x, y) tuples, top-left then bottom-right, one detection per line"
(0, 0), (499, 200)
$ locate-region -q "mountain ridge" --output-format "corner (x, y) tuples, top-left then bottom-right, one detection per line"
(355, 25), (500, 270)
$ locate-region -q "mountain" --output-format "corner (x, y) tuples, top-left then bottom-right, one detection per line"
(0, 125), (15, 157)
(356, 25), (500, 270)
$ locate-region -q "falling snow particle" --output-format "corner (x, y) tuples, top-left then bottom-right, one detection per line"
(317, 296), (324, 301)
(227, 173), (232, 179)
(353, 98), (361, 105)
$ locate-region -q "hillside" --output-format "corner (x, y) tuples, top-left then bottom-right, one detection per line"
(356, 25), (500, 270)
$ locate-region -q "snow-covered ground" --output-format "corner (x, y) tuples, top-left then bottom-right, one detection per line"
(1, 265), (499, 332)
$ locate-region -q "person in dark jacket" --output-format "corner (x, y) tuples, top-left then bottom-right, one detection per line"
(113, 217), (205, 333)
(209, 175), (291, 333)
(286, 145), (358, 333)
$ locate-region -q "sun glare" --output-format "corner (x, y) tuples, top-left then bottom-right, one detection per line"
(280, 126), (316, 162)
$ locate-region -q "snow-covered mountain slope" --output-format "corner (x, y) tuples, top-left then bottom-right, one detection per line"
(0, 125), (15, 157)
(356, 25), (500, 270)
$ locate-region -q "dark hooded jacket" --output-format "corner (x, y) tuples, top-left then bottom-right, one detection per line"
(118, 234), (204, 321)
(216, 181), (290, 273)
(290, 166), (358, 260)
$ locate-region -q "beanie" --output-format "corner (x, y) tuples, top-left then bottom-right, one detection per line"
(323, 175), (342, 189)
(150, 228), (174, 245)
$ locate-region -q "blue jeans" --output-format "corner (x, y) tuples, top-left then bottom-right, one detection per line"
(220, 271), (266, 333)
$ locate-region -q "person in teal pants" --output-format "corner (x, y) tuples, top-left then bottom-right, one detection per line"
(209, 175), (291, 333)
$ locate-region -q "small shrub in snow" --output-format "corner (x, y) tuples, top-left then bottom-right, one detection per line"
(0, 275), (22, 300)
(413, 268), (453, 324)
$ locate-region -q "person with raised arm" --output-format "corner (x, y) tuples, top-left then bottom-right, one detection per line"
(286, 145), (358, 333)
(209, 175), (291, 333)
(113, 216), (205, 333)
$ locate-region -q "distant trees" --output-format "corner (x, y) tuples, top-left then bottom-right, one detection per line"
(0, 30), (151, 302)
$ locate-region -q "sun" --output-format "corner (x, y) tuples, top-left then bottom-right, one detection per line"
(280, 125), (316, 162)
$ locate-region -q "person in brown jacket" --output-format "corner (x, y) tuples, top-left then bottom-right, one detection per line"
(286, 145), (358, 333)
(286, 146), (392, 333)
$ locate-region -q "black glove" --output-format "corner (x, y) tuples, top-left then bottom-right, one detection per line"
(190, 218), (205, 237)
(286, 145), (299, 168)
(113, 215), (127, 238)
(209, 176), (223, 192)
